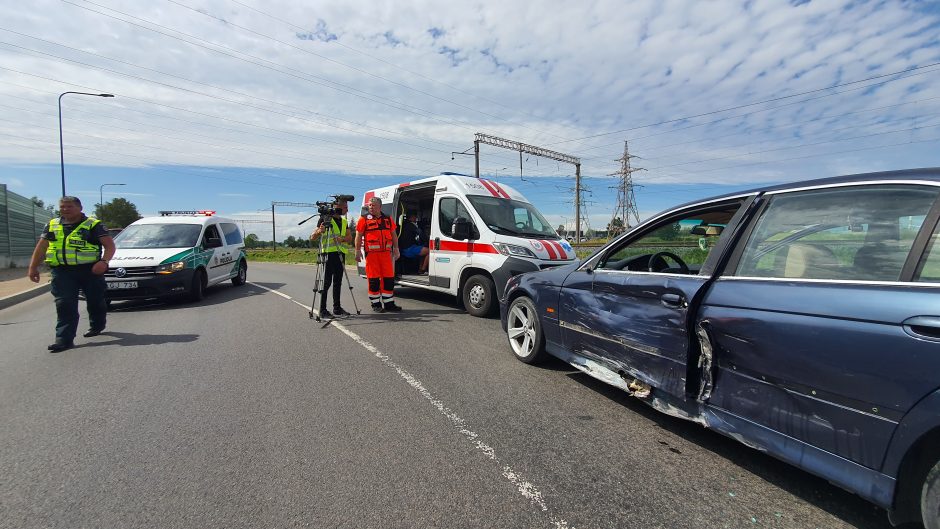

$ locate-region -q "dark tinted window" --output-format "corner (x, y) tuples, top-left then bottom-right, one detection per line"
(439, 197), (471, 237)
(735, 185), (939, 281)
(203, 224), (221, 244)
(221, 223), (243, 245)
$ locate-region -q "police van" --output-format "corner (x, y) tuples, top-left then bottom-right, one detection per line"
(105, 210), (247, 303)
(359, 173), (575, 316)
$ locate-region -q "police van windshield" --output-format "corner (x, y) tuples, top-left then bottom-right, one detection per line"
(114, 224), (203, 249)
(466, 195), (557, 238)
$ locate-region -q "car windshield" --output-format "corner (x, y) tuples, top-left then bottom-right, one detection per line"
(113, 224), (202, 249)
(466, 195), (557, 238)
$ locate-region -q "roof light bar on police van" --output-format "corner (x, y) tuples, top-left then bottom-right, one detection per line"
(158, 210), (216, 217)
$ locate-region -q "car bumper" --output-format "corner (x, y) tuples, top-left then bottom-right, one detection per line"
(105, 269), (196, 300)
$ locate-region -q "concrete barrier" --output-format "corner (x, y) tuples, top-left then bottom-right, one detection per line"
(0, 282), (50, 310)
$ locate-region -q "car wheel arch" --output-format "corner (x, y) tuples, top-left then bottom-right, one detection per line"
(889, 425), (940, 526)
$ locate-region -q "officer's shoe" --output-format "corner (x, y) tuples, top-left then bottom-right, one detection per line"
(83, 326), (106, 338)
(384, 302), (402, 312)
(47, 341), (73, 353)
(371, 303), (385, 313)
(333, 307), (349, 317)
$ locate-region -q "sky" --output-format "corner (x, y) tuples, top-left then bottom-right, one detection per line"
(1, 0), (939, 241)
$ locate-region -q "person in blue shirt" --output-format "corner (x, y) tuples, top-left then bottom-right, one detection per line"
(398, 211), (429, 274)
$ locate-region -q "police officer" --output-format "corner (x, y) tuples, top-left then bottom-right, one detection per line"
(309, 198), (352, 318)
(354, 197), (401, 313)
(27, 196), (116, 352)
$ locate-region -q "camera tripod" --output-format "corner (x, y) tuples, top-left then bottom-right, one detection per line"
(305, 218), (361, 322)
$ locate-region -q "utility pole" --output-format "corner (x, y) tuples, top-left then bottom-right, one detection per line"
(608, 141), (644, 237)
(473, 133), (583, 242)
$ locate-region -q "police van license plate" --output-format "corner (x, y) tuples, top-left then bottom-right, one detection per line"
(107, 281), (137, 290)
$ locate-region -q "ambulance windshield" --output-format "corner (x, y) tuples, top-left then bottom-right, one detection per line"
(466, 195), (557, 238)
(114, 224), (203, 249)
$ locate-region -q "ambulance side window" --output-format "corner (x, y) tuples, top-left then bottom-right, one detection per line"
(439, 198), (470, 237)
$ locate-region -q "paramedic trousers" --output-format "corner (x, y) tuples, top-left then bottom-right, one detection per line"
(364, 251), (395, 307)
(319, 251), (344, 311)
(51, 265), (107, 344)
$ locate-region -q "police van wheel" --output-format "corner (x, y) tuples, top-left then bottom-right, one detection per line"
(189, 270), (206, 302)
(463, 274), (495, 317)
(923, 458), (940, 529)
(232, 260), (247, 286)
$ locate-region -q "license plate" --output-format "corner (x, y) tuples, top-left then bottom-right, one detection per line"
(107, 281), (138, 290)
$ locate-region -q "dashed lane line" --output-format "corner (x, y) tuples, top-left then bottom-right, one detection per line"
(249, 282), (574, 529)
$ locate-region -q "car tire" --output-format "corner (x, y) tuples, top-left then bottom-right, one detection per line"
(463, 274), (495, 317)
(232, 259), (247, 286)
(506, 296), (547, 364)
(922, 458), (940, 529)
(189, 269), (206, 302)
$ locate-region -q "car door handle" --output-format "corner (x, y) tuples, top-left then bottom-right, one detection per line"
(903, 316), (940, 341)
(433, 237), (441, 250)
(660, 293), (686, 308)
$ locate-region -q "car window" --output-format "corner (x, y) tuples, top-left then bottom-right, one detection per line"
(438, 197), (471, 237)
(596, 202), (744, 274)
(735, 185), (939, 281)
(113, 223), (201, 249)
(203, 224), (221, 244)
(916, 220), (940, 283)
(220, 222), (243, 245)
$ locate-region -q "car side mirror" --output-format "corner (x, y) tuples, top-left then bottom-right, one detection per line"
(452, 217), (470, 240)
(205, 237), (223, 249)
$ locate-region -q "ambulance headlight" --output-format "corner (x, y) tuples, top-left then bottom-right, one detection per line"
(156, 261), (186, 274)
(493, 243), (537, 258)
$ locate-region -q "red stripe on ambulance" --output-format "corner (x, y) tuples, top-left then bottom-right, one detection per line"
(540, 240), (558, 260)
(438, 241), (499, 254)
(478, 179), (501, 197)
(547, 240), (566, 259)
(485, 180), (511, 199)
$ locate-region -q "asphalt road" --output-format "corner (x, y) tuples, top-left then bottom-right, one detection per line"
(0, 262), (894, 529)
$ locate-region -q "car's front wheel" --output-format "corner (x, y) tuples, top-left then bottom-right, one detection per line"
(189, 269), (206, 302)
(923, 458), (940, 529)
(463, 274), (495, 317)
(506, 296), (546, 364)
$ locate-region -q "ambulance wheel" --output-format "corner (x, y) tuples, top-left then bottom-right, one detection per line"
(232, 259), (247, 286)
(189, 269), (206, 302)
(463, 274), (495, 317)
(506, 296), (546, 364)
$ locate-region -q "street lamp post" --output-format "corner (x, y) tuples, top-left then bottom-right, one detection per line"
(99, 183), (126, 212)
(59, 91), (115, 197)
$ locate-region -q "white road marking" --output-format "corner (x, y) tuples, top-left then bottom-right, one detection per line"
(249, 281), (574, 529)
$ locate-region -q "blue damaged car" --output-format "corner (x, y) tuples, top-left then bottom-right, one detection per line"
(501, 168), (940, 528)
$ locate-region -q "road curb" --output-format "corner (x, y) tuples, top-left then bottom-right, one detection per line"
(0, 282), (51, 310)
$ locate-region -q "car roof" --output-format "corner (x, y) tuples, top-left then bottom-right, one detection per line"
(669, 167), (940, 211)
(130, 215), (234, 226)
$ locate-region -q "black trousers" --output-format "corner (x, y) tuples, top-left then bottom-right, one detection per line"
(320, 251), (344, 310)
(50, 265), (107, 343)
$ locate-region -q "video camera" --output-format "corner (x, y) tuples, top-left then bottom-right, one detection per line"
(315, 194), (355, 217)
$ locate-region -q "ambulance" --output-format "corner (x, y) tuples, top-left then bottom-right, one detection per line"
(358, 172), (575, 316)
(105, 210), (248, 303)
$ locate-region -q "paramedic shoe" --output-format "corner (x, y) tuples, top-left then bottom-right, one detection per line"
(384, 302), (402, 312)
(333, 307), (349, 316)
(83, 326), (106, 338)
(371, 303), (385, 313)
(47, 341), (73, 353)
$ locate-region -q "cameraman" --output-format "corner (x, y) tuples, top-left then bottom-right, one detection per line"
(309, 198), (352, 318)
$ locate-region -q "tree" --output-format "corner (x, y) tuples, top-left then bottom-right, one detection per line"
(557, 224), (566, 234)
(96, 198), (142, 229)
(608, 217), (624, 233)
(31, 196), (57, 216)
(244, 233), (261, 249)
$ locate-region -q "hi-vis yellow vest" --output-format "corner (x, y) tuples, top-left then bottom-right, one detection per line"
(45, 217), (103, 266)
(320, 217), (348, 254)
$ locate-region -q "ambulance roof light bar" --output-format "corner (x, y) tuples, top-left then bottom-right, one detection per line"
(159, 210), (216, 216)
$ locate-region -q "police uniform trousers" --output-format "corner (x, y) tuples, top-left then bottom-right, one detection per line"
(50, 264), (107, 343)
(364, 251), (395, 306)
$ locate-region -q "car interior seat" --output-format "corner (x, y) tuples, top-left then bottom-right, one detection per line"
(852, 241), (906, 281)
(780, 243), (841, 279)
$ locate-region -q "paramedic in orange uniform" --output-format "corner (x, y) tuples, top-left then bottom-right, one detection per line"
(355, 197), (401, 313)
